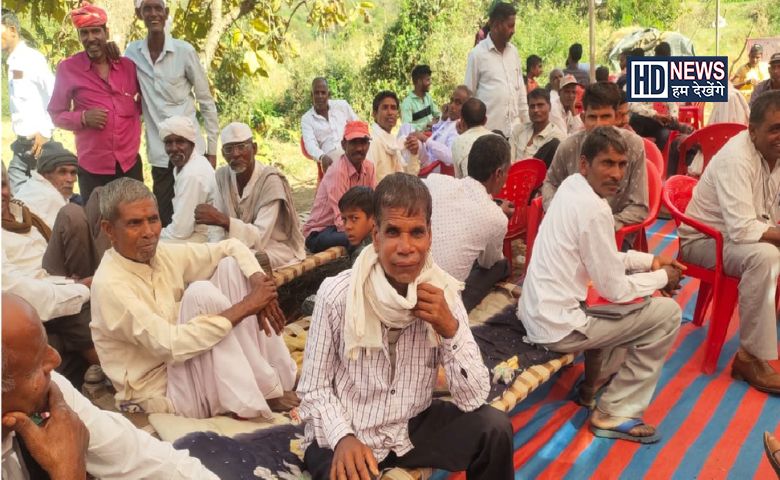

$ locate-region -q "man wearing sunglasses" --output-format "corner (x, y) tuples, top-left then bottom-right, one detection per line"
(195, 122), (306, 272)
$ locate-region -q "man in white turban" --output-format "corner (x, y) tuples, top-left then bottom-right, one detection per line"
(158, 115), (220, 243)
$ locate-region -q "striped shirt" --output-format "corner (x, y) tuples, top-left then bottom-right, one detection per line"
(297, 270), (490, 461)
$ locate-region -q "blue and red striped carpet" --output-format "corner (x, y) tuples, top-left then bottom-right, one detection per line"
(437, 219), (780, 479)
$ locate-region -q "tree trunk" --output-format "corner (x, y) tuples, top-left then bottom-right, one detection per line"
(102, 1), (137, 51)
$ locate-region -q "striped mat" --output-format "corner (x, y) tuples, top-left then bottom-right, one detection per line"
(434, 219), (780, 480)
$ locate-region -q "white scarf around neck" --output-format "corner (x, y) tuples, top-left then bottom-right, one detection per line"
(343, 244), (464, 360)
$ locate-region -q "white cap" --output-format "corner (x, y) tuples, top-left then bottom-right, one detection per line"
(220, 122), (254, 145)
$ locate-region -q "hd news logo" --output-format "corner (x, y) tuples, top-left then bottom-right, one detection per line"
(627, 56), (728, 103)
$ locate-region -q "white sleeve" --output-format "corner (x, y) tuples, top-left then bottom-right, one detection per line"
(301, 114), (325, 160)
(228, 200), (282, 251)
(161, 174), (203, 241)
(52, 373), (219, 479)
(185, 47), (219, 156)
(1, 259), (89, 321)
(464, 50), (479, 93)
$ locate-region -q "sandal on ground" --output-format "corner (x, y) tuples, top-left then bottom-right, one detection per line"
(764, 432), (780, 478)
(590, 418), (661, 444)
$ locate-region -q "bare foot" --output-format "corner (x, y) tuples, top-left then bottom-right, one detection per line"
(267, 391), (300, 412)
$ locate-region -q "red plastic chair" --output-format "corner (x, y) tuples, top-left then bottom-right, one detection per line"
(300, 137), (324, 183)
(642, 137), (665, 180)
(525, 196), (544, 272)
(418, 160), (455, 178)
(662, 175), (741, 374)
(616, 160), (662, 252)
(677, 123), (747, 175)
(661, 130), (679, 179)
(678, 102), (705, 130)
(495, 159), (547, 276)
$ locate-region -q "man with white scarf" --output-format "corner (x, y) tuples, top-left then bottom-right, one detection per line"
(158, 116), (219, 243)
(366, 91), (422, 182)
(298, 173), (513, 480)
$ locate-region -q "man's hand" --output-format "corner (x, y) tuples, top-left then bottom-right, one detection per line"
(660, 265), (683, 297)
(77, 276), (93, 289)
(404, 135), (420, 155)
(194, 204), (230, 230)
(651, 255), (686, 273)
(1, 383), (89, 480)
(83, 109), (108, 130)
(320, 154), (335, 173)
(205, 154), (217, 169)
(330, 435), (379, 480)
(495, 198), (515, 219)
(413, 283), (458, 338)
(245, 272), (282, 334)
(30, 133), (49, 158)
(654, 113), (672, 126)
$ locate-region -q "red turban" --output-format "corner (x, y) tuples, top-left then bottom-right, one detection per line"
(70, 1), (108, 29)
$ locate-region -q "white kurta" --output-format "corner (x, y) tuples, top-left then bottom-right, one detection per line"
(14, 171), (67, 229)
(160, 153), (220, 243)
(451, 125), (493, 178)
(366, 123), (421, 182)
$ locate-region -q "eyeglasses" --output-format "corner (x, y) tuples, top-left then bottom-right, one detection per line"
(221, 141), (252, 156)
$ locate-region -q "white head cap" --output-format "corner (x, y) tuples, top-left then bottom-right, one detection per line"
(220, 122), (254, 145)
(159, 116), (197, 144)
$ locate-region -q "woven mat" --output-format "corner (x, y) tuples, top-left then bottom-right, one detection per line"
(164, 283), (573, 479)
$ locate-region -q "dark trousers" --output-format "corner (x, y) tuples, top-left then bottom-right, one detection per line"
(305, 226), (350, 253)
(629, 114), (671, 154)
(304, 401), (513, 480)
(45, 304), (92, 390)
(42, 196), (108, 279)
(534, 138), (561, 168)
(462, 259), (510, 312)
(78, 155), (143, 203)
(152, 163), (175, 227)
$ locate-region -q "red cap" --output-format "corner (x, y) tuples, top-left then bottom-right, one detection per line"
(343, 121), (371, 141)
(71, 1), (108, 29)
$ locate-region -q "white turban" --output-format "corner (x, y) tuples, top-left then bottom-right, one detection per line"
(220, 122), (254, 145)
(159, 116), (197, 144)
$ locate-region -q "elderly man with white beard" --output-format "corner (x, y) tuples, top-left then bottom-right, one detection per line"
(158, 116), (220, 243)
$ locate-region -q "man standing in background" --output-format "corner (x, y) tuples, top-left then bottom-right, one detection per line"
(465, 2), (528, 136)
(125, 0), (219, 226)
(2, 12), (55, 194)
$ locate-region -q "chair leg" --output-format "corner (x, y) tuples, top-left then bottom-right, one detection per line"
(701, 282), (739, 374)
(633, 227), (649, 253)
(692, 282), (713, 326)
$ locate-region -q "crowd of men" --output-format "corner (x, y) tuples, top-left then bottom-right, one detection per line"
(2, 0), (779, 478)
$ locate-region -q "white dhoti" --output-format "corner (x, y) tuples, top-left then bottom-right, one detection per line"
(166, 257), (297, 419)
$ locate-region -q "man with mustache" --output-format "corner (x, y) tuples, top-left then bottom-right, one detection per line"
(680, 91), (780, 394)
(90, 178), (299, 418)
(298, 173), (513, 480)
(542, 82), (649, 233)
(366, 91), (422, 182)
(158, 116), (219, 243)
(126, 0), (219, 227)
(520, 127), (683, 444)
(195, 122), (306, 270)
(303, 121), (377, 253)
(48, 1), (143, 202)
(1, 293), (220, 479)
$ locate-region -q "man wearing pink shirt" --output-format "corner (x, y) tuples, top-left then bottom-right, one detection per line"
(302, 121), (376, 253)
(48, 2), (143, 202)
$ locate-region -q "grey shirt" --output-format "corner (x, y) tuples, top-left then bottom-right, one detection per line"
(541, 128), (649, 229)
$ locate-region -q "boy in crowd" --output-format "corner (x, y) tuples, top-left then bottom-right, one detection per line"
(338, 186), (375, 264)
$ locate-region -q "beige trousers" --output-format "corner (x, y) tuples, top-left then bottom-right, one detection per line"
(544, 297), (681, 418)
(681, 238), (780, 360)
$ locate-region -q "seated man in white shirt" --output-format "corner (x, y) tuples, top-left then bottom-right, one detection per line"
(1, 293), (218, 480)
(519, 127), (683, 443)
(427, 134), (512, 311)
(15, 141), (78, 229)
(679, 91), (780, 394)
(301, 77), (359, 172)
(542, 81), (649, 234)
(1, 167), (97, 388)
(510, 88), (565, 166)
(195, 122), (306, 271)
(91, 178), (298, 418)
(367, 91), (422, 182)
(298, 172), (512, 480)
(451, 97), (493, 178)
(158, 116), (219, 243)
(550, 74), (584, 136)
